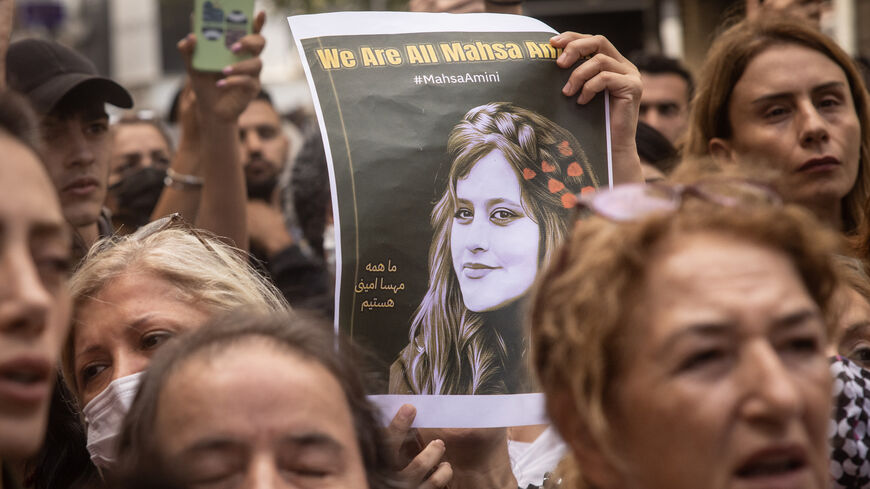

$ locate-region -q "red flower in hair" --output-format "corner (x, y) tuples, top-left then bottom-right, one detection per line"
(567, 162), (583, 177)
(558, 140), (573, 157)
(541, 161), (556, 173)
(561, 193), (578, 209)
(548, 179), (565, 193)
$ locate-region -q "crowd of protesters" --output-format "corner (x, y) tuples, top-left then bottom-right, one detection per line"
(2, 0), (870, 488)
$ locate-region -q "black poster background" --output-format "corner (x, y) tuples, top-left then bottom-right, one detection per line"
(301, 31), (609, 393)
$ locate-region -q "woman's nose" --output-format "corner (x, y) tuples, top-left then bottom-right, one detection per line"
(738, 342), (803, 426)
(797, 102), (830, 147)
(465, 214), (490, 252)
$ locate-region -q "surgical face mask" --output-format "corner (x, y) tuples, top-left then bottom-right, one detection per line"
(82, 372), (144, 469)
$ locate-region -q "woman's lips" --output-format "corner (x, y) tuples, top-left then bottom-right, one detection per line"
(797, 156), (840, 173)
(462, 263), (498, 279)
(62, 177), (100, 197)
(733, 444), (810, 489)
(0, 356), (52, 407)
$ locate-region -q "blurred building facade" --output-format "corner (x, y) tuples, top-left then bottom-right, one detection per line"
(10, 0), (870, 119)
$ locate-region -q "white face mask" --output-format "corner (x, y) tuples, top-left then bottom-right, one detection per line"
(82, 372), (145, 469)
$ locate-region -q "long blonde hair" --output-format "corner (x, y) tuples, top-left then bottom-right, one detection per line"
(401, 102), (598, 394)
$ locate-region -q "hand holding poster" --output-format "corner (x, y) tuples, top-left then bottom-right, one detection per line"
(288, 12), (612, 427)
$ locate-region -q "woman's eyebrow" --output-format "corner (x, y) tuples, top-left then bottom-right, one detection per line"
(181, 437), (246, 457)
(840, 321), (870, 344)
(279, 433), (344, 454)
(485, 197), (520, 206)
(751, 81), (847, 106)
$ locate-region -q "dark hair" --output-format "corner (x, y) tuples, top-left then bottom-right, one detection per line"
(24, 378), (100, 489)
(0, 90), (41, 152)
(630, 52), (695, 100)
(636, 121), (678, 174)
(291, 123), (331, 258)
(116, 310), (398, 489)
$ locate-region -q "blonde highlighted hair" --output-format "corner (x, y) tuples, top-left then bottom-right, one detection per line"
(62, 227), (289, 399)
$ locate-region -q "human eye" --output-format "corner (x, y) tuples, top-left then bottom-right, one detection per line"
(846, 343), (870, 369)
(676, 347), (729, 374)
(32, 243), (73, 291)
(189, 461), (243, 489)
(279, 453), (335, 480)
(817, 92), (845, 110)
(116, 155), (142, 176)
(490, 208), (520, 225)
(659, 103), (680, 117)
(79, 362), (108, 387)
(762, 105), (790, 120)
(35, 255), (73, 288)
(785, 335), (821, 353)
(140, 330), (174, 351)
(778, 329), (823, 361)
(86, 119), (109, 136)
(151, 151), (171, 168)
(453, 207), (473, 222)
(257, 125), (278, 140)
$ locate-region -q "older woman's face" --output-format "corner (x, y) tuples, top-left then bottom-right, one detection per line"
(73, 271), (209, 406)
(603, 232), (830, 489)
(155, 341), (370, 489)
(715, 44), (860, 217)
(450, 150), (540, 312)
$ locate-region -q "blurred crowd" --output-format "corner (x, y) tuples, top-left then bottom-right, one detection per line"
(2, 0), (870, 489)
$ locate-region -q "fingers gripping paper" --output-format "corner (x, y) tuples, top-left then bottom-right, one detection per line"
(287, 12), (612, 428)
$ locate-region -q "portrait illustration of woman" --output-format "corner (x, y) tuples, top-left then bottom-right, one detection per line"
(390, 102), (600, 395)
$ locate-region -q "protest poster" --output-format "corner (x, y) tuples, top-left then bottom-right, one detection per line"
(288, 12), (612, 427)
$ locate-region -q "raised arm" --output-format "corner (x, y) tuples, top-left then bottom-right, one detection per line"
(176, 11), (267, 251)
(550, 32), (644, 185)
(150, 82), (203, 222)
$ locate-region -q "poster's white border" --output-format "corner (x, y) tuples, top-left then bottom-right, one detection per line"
(288, 11), (557, 39)
(286, 22), (344, 336)
(287, 12), (609, 427)
(605, 90), (613, 188)
(371, 394), (547, 428)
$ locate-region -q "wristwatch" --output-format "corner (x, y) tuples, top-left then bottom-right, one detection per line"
(164, 168), (204, 190)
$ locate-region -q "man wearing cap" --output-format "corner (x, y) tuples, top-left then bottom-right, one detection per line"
(6, 38), (133, 250)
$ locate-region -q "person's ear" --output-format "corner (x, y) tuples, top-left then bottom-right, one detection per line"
(708, 137), (736, 166)
(549, 391), (623, 489)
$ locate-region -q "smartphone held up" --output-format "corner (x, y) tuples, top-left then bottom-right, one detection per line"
(192, 0), (254, 71)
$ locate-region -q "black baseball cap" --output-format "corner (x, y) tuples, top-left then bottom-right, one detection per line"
(6, 38), (133, 114)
